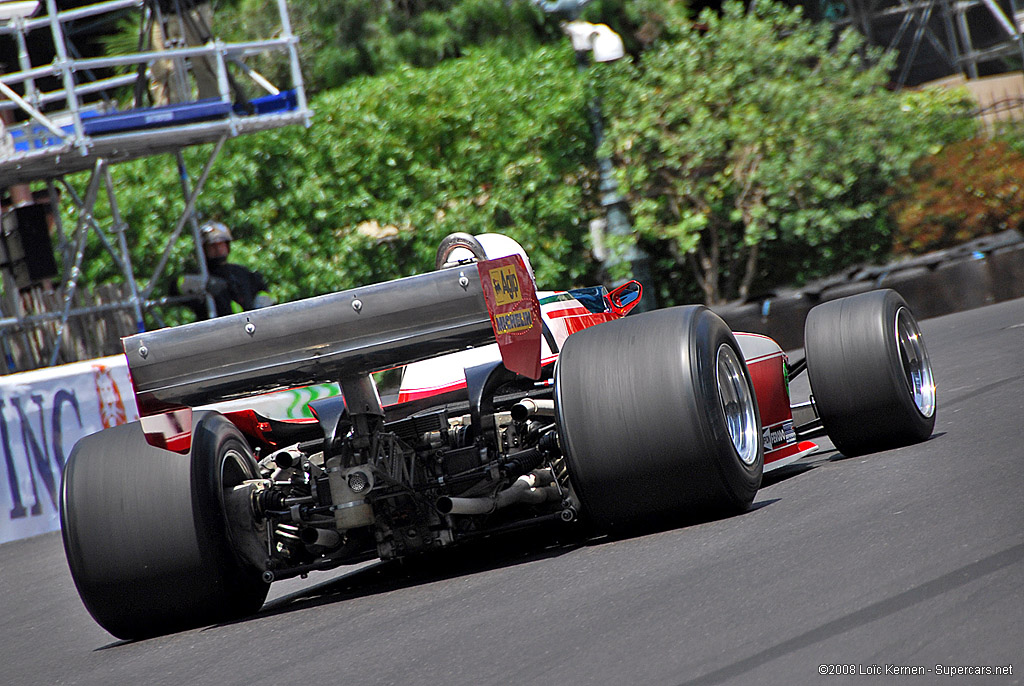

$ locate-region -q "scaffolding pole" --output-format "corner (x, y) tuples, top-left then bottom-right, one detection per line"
(841, 0), (1024, 87)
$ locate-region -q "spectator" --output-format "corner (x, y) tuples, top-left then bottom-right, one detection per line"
(181, 221), (273, 318)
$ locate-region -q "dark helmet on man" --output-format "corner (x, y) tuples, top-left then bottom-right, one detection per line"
(200, 221), (233, 246)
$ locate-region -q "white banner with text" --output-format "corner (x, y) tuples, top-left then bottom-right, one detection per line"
(0, 355), (341, 545)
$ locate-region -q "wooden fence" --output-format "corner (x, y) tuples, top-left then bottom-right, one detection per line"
(0, 280), (138, 374)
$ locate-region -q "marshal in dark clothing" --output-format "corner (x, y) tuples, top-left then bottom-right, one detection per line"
(205, 260), (268, 318)
(180, 221), (274, 319)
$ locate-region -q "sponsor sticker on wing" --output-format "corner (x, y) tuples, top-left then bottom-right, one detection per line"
(478, 255), (542, 380)
(494, 308), (533, 335)
(491, 265), (521, 306)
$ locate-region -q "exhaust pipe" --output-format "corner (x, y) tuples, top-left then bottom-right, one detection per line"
(510, 398), (555, 423)
(300, 526), (342, 549)
(436, 472), (561, 515)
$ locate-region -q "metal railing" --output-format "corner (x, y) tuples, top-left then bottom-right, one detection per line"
(0, 0), (311, 372)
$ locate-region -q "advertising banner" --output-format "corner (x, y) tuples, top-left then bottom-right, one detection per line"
(0, 356), (138, 545)
(0, 354), (342, 545)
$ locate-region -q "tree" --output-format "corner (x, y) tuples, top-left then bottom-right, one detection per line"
(600, 0), (974, 305)
(209, 0), (693, 94)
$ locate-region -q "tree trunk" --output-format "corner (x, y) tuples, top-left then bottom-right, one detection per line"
(738, 241), (759, 302)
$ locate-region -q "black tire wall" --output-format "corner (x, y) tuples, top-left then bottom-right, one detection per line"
(555, 306), (762, 530)
(61, 411), (268, 640)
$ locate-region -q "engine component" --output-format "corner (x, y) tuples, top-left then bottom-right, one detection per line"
(510, 398), (555, 422)
(435, 470), (561, 515)
(326, 457), (375, 530)
(299, 526), (342, 550)
(502, 431), (559, 478)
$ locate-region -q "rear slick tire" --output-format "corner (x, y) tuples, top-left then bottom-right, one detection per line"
(804, 289), (937, 457)
(554, 306), (763, 531)
(60, 411), (268, 640)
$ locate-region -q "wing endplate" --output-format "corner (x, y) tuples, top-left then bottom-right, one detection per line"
(477, 255), (542, 380)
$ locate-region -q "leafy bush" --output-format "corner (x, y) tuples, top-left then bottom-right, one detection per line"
(889, 138), (1024, 255)
(600, 0), (975, 305)
(211, 0), (691, 94)
(67, 44), (600, 324)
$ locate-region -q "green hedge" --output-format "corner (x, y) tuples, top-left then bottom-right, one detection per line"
(64, 9), (978, 322)
(73, 44), (599, 324)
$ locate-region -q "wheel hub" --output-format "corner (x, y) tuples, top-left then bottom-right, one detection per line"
(894, 307), (936, 418)
(716, 344), (759, 466)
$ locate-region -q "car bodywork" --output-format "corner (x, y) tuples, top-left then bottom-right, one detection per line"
(399, 294), (818, 473)
(60, 234), (935, 639)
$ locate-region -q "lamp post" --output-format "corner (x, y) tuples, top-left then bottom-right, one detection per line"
(535, 0), (657, 311)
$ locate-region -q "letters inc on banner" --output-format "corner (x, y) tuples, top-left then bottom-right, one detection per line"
(0, 355), (340, 544)
(0, 357), (137, 544)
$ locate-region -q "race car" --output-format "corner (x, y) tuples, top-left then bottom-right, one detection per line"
(60, 233), (937, 640)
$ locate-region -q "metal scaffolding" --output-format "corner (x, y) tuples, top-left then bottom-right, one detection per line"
(0, 0), (310, 372)
(834, 0), (1024, 86)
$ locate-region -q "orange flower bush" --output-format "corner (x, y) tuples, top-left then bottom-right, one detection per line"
(890, 139), (1024, 255)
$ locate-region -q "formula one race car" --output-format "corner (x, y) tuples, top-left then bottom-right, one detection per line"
(60, 233), (937, 639)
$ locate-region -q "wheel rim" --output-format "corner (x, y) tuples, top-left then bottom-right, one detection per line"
(221, 448), (250, 491)
(716, 344), (759, 466)
(894, 307), (936, 418)
(218, 446), (257, 549)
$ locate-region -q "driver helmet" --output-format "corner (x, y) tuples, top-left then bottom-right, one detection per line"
(200, 221), (233, 246)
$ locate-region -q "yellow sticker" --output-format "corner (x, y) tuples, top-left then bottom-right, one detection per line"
(490, 265), (521, 306)
(494, 308), (534, 335)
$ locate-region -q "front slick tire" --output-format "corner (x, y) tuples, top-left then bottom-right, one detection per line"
(60, 411), (268, 640)
(804, 289), (937, 457)
(555, 306), (763, 531)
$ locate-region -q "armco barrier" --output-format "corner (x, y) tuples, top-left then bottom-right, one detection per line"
(0, 355), (340, 546)
(712, 233), (1024, 351)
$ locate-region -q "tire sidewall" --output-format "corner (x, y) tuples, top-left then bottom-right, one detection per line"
(555, 306), (763, 529)
(61, 413), (267, 638)
(805, 289), (936, 455)
(189, 412), (267, 613)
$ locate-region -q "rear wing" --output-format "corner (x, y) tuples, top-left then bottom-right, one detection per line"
(123, 256), (540, 448)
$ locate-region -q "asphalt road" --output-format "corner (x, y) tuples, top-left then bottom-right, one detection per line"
(2, 298), (1021, 686)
